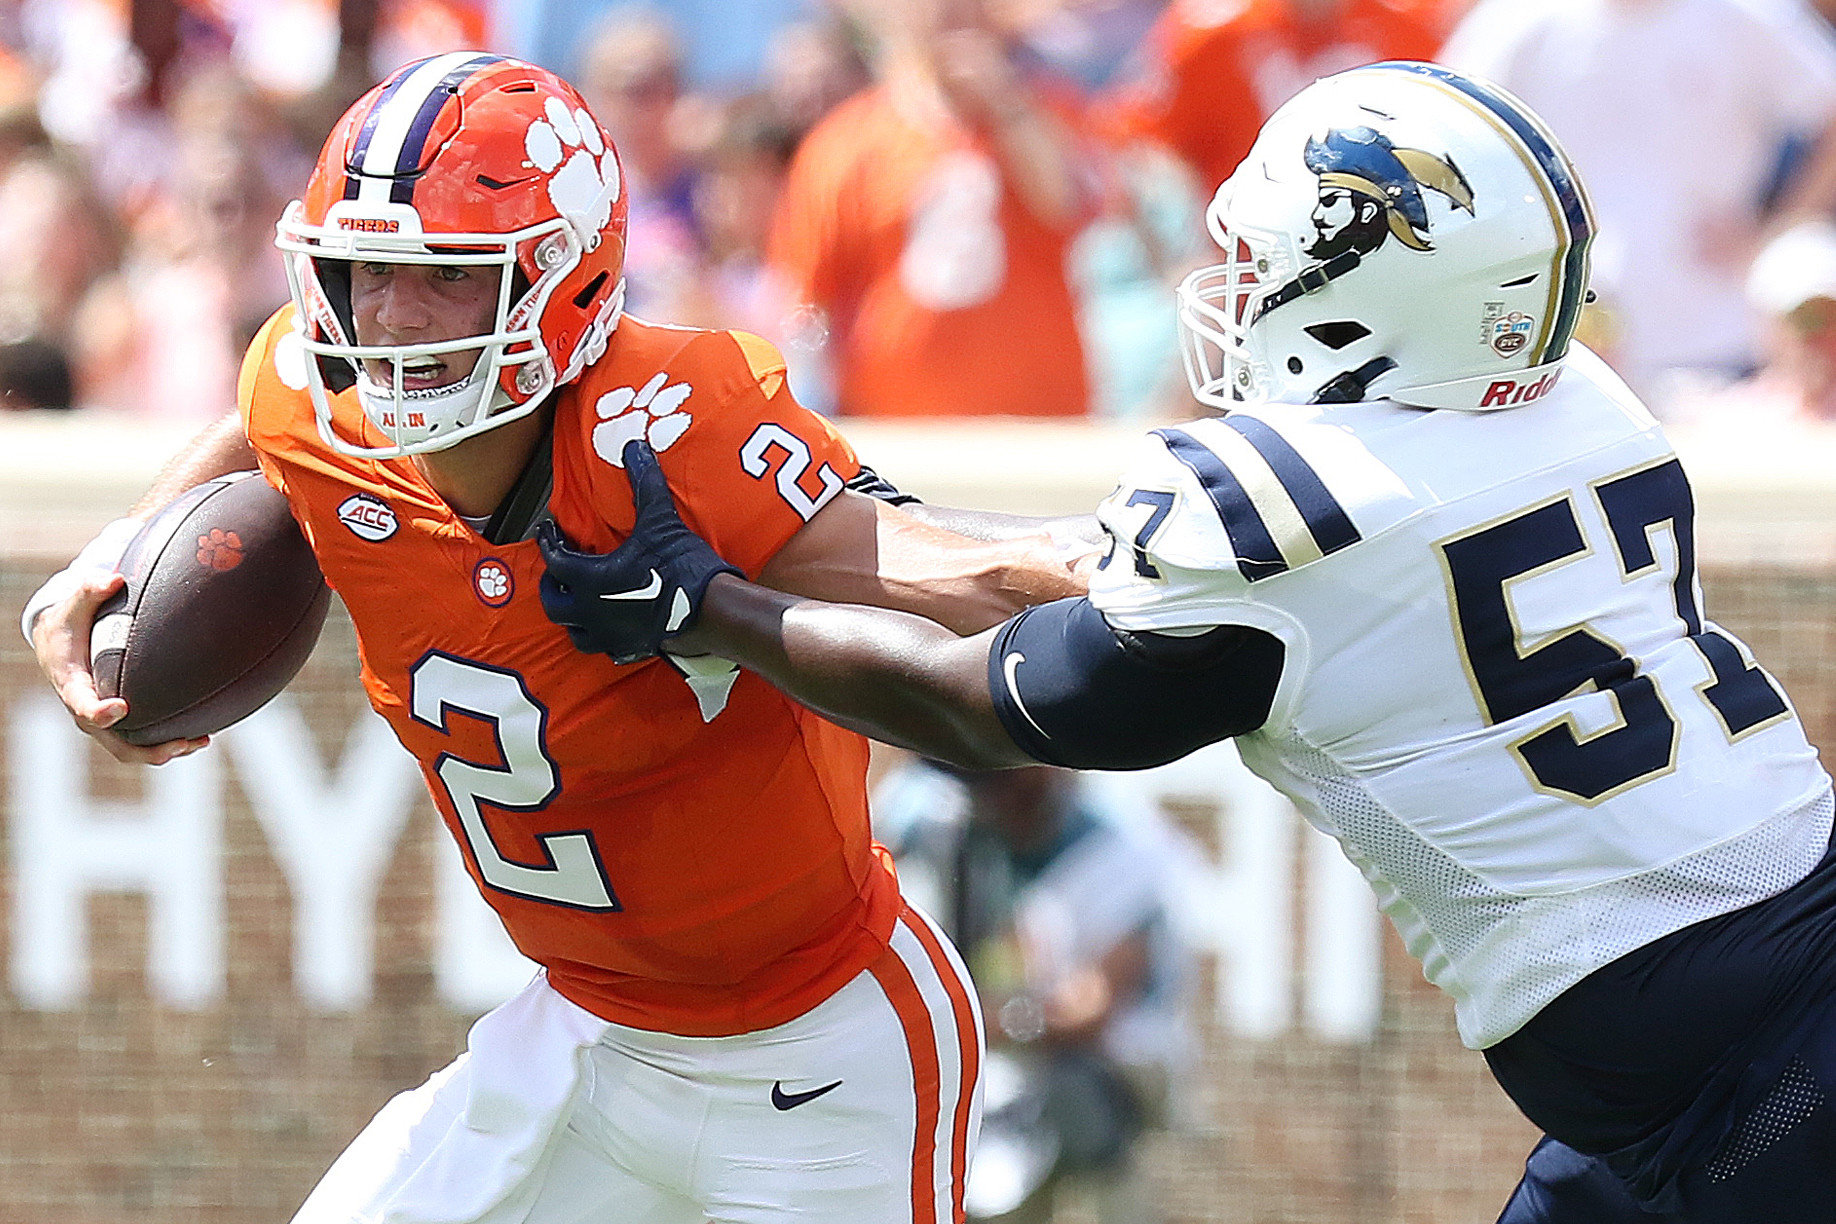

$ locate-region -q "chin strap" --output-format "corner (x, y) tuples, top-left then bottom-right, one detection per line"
(1253, 248), (1365, 324)
(1310, 356), (1398, 404)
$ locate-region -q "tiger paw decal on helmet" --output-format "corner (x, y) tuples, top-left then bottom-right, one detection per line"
(524, 96), (620, 244)
(592, 373), (693, 466)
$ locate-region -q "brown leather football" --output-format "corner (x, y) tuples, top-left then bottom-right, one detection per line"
(90, 471), (331, 747)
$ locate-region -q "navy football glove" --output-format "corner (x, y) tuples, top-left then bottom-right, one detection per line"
(536, 439), (742, 664)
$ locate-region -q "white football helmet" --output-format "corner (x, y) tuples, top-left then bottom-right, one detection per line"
(1178, 61), (1596, 411)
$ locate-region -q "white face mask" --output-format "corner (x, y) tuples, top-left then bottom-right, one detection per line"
(277, 201), (585, 458)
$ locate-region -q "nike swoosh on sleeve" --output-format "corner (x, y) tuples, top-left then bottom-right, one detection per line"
(600, 570), (663, 601)
(1002, 651), (1051, 739)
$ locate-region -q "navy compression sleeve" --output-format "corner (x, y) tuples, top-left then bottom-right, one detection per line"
(986, 597), (1284, 770)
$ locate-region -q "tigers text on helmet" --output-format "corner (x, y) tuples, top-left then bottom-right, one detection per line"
(275, 53), (628, 457)
(1177, 61), (1596, 412)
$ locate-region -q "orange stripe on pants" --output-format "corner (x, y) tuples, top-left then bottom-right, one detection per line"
(870, 942), (943, 1224)
(900, 905), (980, 1224)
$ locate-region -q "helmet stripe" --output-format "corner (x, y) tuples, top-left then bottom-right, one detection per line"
(345, 52), (502, 205)
(1372, 62), (1595, 364)
(390, 53), (506, 204)
(343, 64), (420, 200)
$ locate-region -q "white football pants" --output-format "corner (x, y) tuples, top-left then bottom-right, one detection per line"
(291, 903), (983, 1224)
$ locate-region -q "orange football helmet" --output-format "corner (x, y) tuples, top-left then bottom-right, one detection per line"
(275, 53), (628, 456)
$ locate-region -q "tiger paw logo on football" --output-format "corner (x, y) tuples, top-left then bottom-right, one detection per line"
(592, 372), (693, 466)
(524, 97), (619, 241)
(196, 528), (244, 571)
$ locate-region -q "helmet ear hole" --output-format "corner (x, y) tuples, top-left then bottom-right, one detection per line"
(1287, 356), (1304, 374)
(1303, 320), (1373, 351)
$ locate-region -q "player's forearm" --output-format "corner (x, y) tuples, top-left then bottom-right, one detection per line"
(130, 411), (258, 518)
(899, 502), (1103, 551)
(869, 534), (1087, 635)
(763, 496), (1093, 635)
(863, 504), (1100, 633)
(684, 575), (1034, 769)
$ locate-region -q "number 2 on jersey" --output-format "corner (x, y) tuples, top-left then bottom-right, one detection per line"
(741, 423), (843, 520)
(411, 652), (620, 910)
(1440, 457), (1788, 804)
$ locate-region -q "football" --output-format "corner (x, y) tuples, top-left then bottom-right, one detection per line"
(90, 471), (331, 747)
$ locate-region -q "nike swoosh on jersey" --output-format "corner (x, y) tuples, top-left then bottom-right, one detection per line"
(1002, 651), (1051, 739)
(770, 1079), (843, 1111)
(600, 570), (662, 600)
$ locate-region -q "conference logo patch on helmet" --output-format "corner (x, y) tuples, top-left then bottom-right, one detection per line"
(524, 97), (619, 245)
(1304, 127), (1475, 261)
(1484, 304), (1535, 357)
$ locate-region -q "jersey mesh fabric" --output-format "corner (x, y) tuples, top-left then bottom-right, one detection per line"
(1091, 353), (1835, 1051)
(1703, 1056), (1825, 1182)
(1270, 729), (1836, 1048)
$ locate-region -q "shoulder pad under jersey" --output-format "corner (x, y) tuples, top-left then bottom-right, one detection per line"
(1089, 409), (1415, 627)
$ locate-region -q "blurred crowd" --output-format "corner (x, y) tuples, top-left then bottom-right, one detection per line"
(4, 0), (1836, 428)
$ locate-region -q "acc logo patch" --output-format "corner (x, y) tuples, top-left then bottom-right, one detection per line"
(473, 558), (514, 607)
(337, 494), (399, 541)
(1484, 305), (1535, 357)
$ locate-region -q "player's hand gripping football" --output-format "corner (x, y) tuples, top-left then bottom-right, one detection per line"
(29, 567), (211, 766)
(536, 439), (742, 664)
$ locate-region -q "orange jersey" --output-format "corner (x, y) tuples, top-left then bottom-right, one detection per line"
(768, 86), (1091, 419)
(1102, 0), (1445, 193)
(238, 307), (900, 1036)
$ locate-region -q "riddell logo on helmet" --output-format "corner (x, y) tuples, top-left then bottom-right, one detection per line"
(1479, 370), (1562, 408)
(336, 217), (400, 233)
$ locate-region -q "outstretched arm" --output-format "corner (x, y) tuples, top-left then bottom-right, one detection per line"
(766, 460), (1104, 634)
(755, 485), (1098, 636)
(678, 575), (1035, 769)
(539, 441), (1284, 772)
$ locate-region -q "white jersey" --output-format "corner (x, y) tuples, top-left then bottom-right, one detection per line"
(1089, 347), (1833, 1048)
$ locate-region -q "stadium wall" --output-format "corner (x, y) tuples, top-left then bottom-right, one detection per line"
(2, 413), (1833, 1224)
